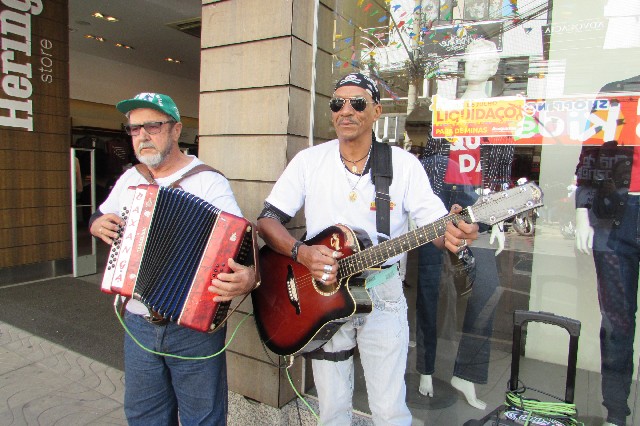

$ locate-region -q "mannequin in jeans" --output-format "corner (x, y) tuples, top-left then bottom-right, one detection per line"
(575, 75), (640, 426)
(417, 38), (510, 409)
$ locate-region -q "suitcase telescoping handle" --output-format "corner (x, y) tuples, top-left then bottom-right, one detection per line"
(509, 310), (581, 404)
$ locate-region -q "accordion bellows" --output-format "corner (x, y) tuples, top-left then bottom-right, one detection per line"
(101, 184), (254, 332)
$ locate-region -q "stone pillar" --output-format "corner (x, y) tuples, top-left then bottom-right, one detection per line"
(199, 0), (335, 408)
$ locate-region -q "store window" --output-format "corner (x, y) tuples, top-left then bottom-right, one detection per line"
(312, 0), (640, 424)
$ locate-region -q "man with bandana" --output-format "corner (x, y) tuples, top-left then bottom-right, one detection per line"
(89, 93), (257, 425)
(257, 73), (479, 425)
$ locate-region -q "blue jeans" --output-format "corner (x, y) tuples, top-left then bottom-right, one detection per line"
(123, 312), (228, 426)
(592, 195), (640, 425)
(415, 184), (501, 384)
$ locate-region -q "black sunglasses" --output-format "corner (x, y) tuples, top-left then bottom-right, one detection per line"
(125, 120), (175, 136)
(329, 97), (373, 113)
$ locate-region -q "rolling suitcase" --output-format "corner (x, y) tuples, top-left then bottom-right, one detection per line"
(464, 310), (582, 426)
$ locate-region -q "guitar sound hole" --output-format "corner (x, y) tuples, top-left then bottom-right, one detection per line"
(313, 278), (341, 296)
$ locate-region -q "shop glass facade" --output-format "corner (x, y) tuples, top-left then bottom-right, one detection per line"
(311, 0), (640, 424)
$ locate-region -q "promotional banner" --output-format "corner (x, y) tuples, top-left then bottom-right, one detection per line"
(430, 95), (525, 138)
(431, 94), (640, 146)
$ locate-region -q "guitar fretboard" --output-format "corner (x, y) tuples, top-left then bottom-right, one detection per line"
(337, 211), (467, 278)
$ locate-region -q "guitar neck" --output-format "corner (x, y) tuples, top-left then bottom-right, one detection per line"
(338, 212), (464, 277)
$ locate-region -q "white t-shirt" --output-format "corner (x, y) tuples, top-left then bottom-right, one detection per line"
(265, 140), (447, 266)
(99, 156), (243, 314)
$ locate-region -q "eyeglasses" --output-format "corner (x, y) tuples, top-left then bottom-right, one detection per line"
(329, 97), (374, 113)
(125, 120), (175, 136)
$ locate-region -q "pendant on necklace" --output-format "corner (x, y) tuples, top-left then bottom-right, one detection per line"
(349, 190), (358, 202)
(351, 165), (358, 173)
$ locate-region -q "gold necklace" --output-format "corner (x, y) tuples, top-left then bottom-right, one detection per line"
(342, 146), (372, 202)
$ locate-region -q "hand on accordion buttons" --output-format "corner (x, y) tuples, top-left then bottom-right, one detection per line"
(208, 258), (258, 302)
(91, 213), (125, 244)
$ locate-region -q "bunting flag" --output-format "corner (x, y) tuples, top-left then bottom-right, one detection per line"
(374, 75), (400, 100)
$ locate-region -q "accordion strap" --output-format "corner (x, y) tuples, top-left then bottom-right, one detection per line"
(134, 163), (225, 189)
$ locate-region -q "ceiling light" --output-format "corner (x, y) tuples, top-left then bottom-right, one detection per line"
(92, 12), (119, 22)
(115, 43), (134, 49)
(165, 57), (182, 64)
(84, 34), (106, 42)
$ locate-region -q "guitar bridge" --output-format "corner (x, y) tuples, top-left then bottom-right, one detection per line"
(286, 265), (301, 315)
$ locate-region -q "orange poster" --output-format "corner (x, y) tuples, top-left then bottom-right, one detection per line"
(430, 94), (640, 145)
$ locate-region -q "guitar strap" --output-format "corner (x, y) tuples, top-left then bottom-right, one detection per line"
(371, 137), (393, 242)
(303, 137), (393, 363)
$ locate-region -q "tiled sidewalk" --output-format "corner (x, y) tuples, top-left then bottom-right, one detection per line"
(0, 320), (336, 426)
(0, 322), (126, 425)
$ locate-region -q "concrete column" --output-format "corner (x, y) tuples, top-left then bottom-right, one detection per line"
(199, 0), (335, 408)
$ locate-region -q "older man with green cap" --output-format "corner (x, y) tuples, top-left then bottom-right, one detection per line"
(89, 92), (257, 425)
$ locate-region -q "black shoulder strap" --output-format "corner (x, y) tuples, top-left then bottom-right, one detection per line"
(371, 139), (393, 242)
(135, 163), (225, 189)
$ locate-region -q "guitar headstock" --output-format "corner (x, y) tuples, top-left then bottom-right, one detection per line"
(467, 182), (544, 225)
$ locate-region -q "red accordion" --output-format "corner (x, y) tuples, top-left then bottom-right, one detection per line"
(101, 184), (256, 333)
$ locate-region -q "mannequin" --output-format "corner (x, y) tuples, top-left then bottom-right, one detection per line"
(416, 39), (513, 410)
(575, 75), (640, 426)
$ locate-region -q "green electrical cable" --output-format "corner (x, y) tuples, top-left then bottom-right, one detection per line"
(115, 304), (253, 360)
(504, 391), (585, 426)
(285, 366), (321, 424)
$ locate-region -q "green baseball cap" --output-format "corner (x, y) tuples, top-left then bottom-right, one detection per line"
(116, 92), (181, 122)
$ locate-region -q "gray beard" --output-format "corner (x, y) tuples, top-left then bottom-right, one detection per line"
(136, 142), (170, 168)
(136, 151), (164, 168)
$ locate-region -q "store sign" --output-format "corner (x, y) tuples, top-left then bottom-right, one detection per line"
(0, 0), (46, 131)
(431, 94), (640, 146)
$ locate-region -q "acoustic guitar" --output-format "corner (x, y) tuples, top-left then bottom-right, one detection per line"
(252, 182), (543, 356)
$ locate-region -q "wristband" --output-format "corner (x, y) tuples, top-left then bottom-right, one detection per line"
(291, 240), (304, 262)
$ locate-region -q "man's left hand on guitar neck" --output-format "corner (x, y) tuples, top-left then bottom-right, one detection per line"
(440, 204), (480, 254)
